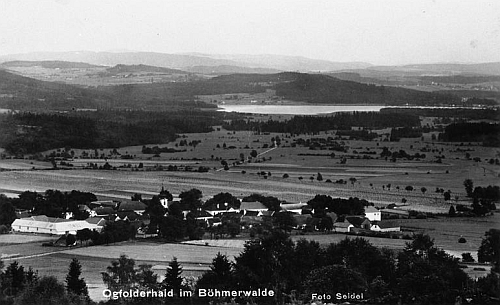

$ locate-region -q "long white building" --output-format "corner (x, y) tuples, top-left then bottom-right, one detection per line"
(11, 215), (100, 235)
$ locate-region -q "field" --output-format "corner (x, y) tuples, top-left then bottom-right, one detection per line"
(1, 121), (499, 302)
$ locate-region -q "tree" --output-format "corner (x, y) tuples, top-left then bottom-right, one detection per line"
(65, 258), (88, 297)
(443, 191), (451, 201)
(478, 229), (500, 271)
(461, 252), (474, 263)
(303, 265), (367, 297)
(233, 230), (295, 303)
(197, 252), (234, 291)
(162, 257), (184, 295)
(420, 187), (427, 195)
(159, 215), (186, 241)
(464, 179), (474, 197)
(448, 205), (456, 217)
(14, 276), (77, 305)
(316, 172), (323, 182)
(405, 185), (414, 192)
(65, 234), (76, 246)
(203, 192), (240, 210)
(136, 264), (159, 290)
(0, 195), (16, 227)
(145, 195), (166, 233)
(179, 188), (203, 212)
(273, 212), (297, 232)
(2, 261), (26, 296)
(250, 150), (258, 158)
(102, 255), (137, 291)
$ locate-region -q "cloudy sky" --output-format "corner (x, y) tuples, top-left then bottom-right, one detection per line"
(1, 0), (499, 65)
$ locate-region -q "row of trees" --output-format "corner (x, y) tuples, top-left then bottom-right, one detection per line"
(0, 258), (90, 305)
(93, 230), (500, 304)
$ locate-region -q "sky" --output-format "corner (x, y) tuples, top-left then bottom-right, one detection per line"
(1, 0), (499, 65)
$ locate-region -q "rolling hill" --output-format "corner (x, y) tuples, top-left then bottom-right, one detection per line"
(0, 60), (102, 69)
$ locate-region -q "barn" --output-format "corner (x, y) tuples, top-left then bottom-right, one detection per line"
(11, 215), (98, 235)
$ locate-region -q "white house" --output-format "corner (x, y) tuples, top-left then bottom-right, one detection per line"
(11, 216), (97, 235)
(364, 206), (381, 222)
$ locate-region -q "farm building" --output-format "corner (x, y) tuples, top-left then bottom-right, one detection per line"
(240, 201), (268, 215)
(346, 216), (372, 230)
(333, 221), (353, 233)
(280, 202), (307, 214)
(364, 206), (381, 221)
(370, 220), (401, 232)
(11, 216), (98, 235)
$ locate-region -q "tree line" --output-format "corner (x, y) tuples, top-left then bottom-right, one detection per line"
(223, 111), (421, 134)
(4, 229), (498, 305)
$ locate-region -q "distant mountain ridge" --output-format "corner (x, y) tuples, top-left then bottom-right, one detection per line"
(0, 51), (372, 72)
(366, 62), (500, 76)
(0, 60), (102, 69)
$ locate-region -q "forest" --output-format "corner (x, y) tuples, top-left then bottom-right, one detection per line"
(439, 122), (500, 146)
(223, 111), (421, 134)
(0, 110), (223, 155)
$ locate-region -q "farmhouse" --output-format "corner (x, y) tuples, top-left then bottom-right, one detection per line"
(364, 206), (381, 221)
(11, 216), (97, 235)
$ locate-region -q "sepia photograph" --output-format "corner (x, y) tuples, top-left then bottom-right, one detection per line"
(0, 0), (499, 304)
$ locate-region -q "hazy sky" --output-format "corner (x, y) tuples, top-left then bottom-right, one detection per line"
(1, 0), (499, 65)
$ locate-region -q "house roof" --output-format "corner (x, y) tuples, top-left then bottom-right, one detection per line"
(93, 207), (116, 215)
(373, 220), (401, 229)
(85, 217), (107, 226)
(12, 217), (95, 232)
(346, 216), (370, 227)
(334, 221), (352, 228)
(118, 200), (147, 211)
(89, 200), (119, 208)
(240, 201), (268, 211)
(365, 206), (379, 214)
(116, 211), (140, 221)
(280, 203), (307, 210)
(325, 212), (337, 221)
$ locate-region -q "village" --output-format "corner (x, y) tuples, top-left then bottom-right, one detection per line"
(8, 185), (412, 246)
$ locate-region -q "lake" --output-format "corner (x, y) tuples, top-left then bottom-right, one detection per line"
(217, 105), (386, 115)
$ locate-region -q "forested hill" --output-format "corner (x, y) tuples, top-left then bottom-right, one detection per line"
(0, 69), (113, 110)
(273, 73), (462, 105)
